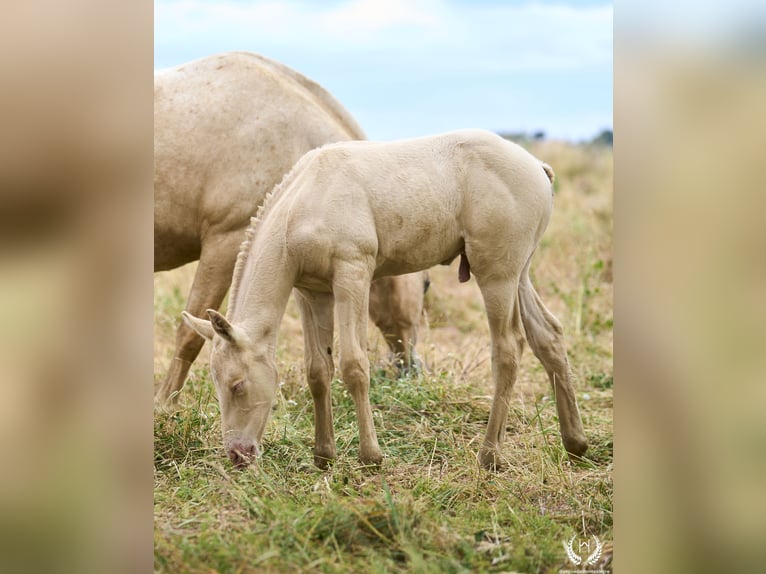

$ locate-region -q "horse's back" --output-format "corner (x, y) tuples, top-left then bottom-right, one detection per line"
(153, 52), (365, 271)
(280, 130), (552, 277)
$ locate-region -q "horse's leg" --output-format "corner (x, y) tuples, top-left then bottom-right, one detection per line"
(475, 275), (526, 470)
(295, 289), (337, 469)
(155, 232), (239, 406)
(369, 273), (424, 374)
(518, 269), (588, 457)
(369, 277), (407, 371)
(334, 261), (382, 466)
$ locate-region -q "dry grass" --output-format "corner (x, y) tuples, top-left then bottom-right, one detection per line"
(154, 140), (612, 573)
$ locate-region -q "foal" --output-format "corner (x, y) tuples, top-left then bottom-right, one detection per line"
(184, 129), (588, 469)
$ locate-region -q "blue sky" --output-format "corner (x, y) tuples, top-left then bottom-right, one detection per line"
(155, 0), (613, 141)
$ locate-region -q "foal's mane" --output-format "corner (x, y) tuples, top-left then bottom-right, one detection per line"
(228, 151), (316, 310)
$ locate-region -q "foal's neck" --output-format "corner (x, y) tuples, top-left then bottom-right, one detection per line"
(229, 234), (295, 354)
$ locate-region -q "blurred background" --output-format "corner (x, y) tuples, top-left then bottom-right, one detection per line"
(616, 1), (766, 572)
(2, 0), (765, 572)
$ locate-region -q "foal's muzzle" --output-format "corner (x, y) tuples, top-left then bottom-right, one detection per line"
(227, 442), (259, 468)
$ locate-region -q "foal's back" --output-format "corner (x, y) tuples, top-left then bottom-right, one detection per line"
(282, 130), (554, 279)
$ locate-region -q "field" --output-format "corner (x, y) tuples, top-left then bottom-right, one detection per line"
(153, 140), (613, 573)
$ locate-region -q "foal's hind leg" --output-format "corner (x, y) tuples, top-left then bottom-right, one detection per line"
(518, 271), (588, 457)
(475, 276), (526, 470)
(295, 289), (337, 469)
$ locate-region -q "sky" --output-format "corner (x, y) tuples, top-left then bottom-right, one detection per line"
(155, 0), (613, 142)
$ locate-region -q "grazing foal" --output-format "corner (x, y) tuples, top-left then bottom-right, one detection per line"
(185, 129), (588, 470)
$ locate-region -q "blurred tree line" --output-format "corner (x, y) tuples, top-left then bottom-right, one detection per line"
(499, 128), (613, 147)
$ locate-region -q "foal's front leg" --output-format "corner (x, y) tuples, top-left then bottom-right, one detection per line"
(333, 262), (383, 466)
(295, 290), (337, 469)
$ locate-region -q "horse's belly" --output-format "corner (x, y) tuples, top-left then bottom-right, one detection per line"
(374, 224), (462, 278)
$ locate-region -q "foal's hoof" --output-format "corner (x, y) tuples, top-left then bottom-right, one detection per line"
(313, 452), (336, 470)
(359, 446), (383, 468)
(478, 448), (506, 471)
(563, 436), (589, 458)
(313, 443), (336, 469)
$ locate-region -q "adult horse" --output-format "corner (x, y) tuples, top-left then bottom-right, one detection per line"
(155, 52), (425, 404)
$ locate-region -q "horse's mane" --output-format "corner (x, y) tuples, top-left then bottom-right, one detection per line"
(237, 52), (366, 141)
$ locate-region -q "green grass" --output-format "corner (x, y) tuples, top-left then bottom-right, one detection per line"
(154, 141), (613, 573)
(154, 367), (612, 573)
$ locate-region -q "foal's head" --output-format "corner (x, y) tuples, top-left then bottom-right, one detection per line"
(183, 310), (277, 468)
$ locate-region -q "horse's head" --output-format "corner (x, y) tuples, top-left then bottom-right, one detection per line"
(182, 309), (277, 468)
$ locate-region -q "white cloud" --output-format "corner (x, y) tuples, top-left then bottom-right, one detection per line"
(155, 0), (612, 71)
(321, 0), (443, 36)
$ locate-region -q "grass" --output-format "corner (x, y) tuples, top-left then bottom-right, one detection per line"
(154, 140), (613, 573)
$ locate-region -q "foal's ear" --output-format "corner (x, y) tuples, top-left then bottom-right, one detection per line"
(206, 309), (244, 344)
(182, 311), (215, 340)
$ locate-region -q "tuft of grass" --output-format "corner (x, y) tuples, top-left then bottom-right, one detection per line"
(154, 141), (613, 573)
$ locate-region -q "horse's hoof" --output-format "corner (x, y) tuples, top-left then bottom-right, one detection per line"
(478, 448), (506, 472)
(359, 447), (383, 468)
(313, 449), (336, 470)
(563, 435), (588, 458)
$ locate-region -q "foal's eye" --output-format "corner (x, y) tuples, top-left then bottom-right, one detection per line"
(231, 381), (245, 395)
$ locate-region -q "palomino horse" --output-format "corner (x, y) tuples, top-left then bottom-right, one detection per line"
(154, 52), (425, 404)
(184, 129), (588, 470)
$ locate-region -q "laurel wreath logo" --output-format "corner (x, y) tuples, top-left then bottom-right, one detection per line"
(564, 535), (582, 565)
(564, 534), (603, 566)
